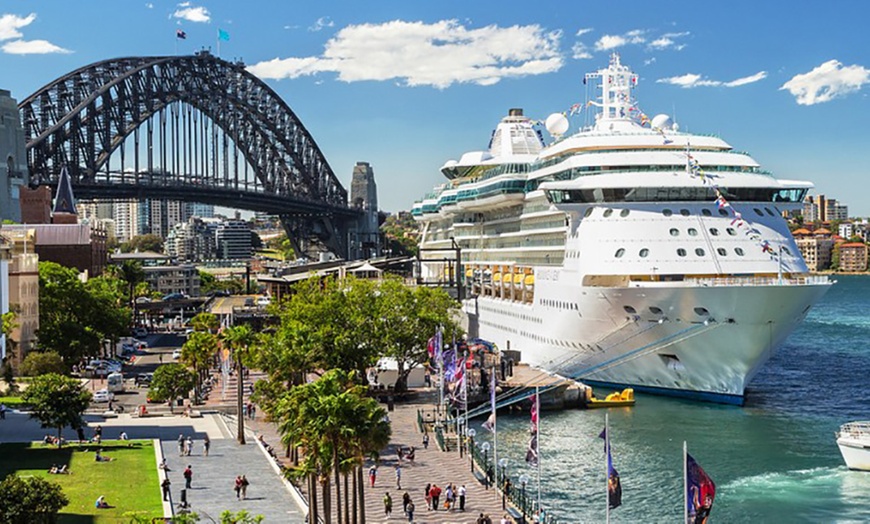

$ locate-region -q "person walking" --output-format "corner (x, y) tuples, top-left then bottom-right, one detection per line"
(369, 465), (377, 487)
(422, 433), (429, 449)
(161, 477), (171, 501)
(402, 491), (411, 514)
(406, 500), (415, 522)
(459, 484), (467, 511)
(185, 436), (193, 456)
(203, 435), (210, 457)
(430, 484), (441, 511)
(177, 434), (185, 456)
(183, 465), (193, 489)
(240, 475), (249, 499)
(424, 483), (432, 510)
(383, 492), (393, 517)
(395, 464), (402, 490)
(234, 476), (243, 499)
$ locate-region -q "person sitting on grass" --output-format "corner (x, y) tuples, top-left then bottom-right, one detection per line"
(95, 496), (110, 509)
(94, 449), (114, 462)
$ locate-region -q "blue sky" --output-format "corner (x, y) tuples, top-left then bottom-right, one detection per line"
(2, 1), (870, 215)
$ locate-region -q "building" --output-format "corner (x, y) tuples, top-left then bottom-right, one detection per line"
(215, 220), (252, 260)
(0, 89), (29, 223)
(0, 229), (39, 367)
(166, 217), (218, 262)
(110, 251), (202, 297)
(1, 223), (108, 277)
(839, 242), (868, 272)
(348, 161), (381, 260)
(796, 235), (834, 272)
(0, 235), (9, 361)
(802, 194), (848, 223)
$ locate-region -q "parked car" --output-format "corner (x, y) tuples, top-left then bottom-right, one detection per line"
(163, 292), (188, 301)
(135, 373), (154, 386)
(257, 296), (271, 306)
(172, 349), (182, 360)
(133, 327), (148, 337)
(93, 388), (114, 403)
(135, 297), (152, 304)
(133, 339), (149, 348)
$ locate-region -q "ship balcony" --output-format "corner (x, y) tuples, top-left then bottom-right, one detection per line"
(628, 274), (830, 288)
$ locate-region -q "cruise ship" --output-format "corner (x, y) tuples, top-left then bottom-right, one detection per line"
(413, 54), (831, 404)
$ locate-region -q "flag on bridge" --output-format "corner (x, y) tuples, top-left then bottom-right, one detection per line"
(176, 29), (187, 40)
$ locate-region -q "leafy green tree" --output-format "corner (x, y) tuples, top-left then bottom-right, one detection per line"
(19, 351), (66, 377)
(219, 510), (264, 524)
(148, 363), (194, 413)
(190, 312), (219, 333)
(181, 331), (218, 403)
(220, 325), (256, 444)
(120, 233), (164, 254)
(21, 373), (91, 445)
(2, 311), (17, 389)
(0, 474), (69, 524)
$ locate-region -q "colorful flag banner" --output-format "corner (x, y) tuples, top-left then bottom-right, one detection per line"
(482, 369), (496, 433)
(526, 394), (539, 467)
(686, 453), (715, 523)
(218, 28), (230, 41)
(599, 428), (622, 510)
(176, 29), (187, 40)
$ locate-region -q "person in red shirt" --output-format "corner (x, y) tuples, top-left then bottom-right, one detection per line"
(429, 484), (442, 510)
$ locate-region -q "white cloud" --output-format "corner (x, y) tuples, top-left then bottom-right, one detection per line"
(780, 59), (870, 105)
(644, 57), (656, 66)
(2, 39), (71, 54)
(657, 70), (767, 88)
(0, 13), (36, 40)
(249, 20), (564, 89)
(595, 34), (627, 51)
(572, 41), (592, 60)
(145, 3), (154, 8)
(648, 31), (689, 50)
(173, 4), (210, 23)
(575, 27), (593, 37)
(309, 16), (334, 32)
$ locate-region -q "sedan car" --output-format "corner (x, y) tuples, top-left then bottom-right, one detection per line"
(171, 349), (182, 360)
(93, 389), (114, 403)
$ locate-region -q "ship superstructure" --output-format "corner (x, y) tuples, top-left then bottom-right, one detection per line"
(413, 54), (831, 404)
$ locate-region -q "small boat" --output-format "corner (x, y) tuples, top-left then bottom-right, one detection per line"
(584, 388), (635, 409)
(836, 421), (870, 471)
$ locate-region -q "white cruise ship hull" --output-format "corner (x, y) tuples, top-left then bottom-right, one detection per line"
(837, 439), (870, 471)
(464, 278), (830, 404)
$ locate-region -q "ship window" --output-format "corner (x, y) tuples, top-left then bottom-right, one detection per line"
(620, 209), (630, 217)
(765, 208), (775, 216)
(662, 209), (673, 217)
(623, 305), (637, 314)
(603, 208), (614, 217)
(649, 306), (663, 315)
(701, 209), (712, 216)
(615, 248), (625, 258)
(688, 228), (698, 236)
(709, 228), (720, 236)
(694, 307), (710, 316)
(677, 248), (687, 257)
(783, 247), (791, 256)
(718, 209), (729, 216)
(735, 247), (745, 256)
(680, 209), (690, 216)
(695, 248), (705, 256)
(754, 208), (764, 216)
(669, 228), (680, 237)
(584, 207), (594, 218)
(717, 248), (727, 256)
(639, 248), (650, 258)
(726, 228), (737, 236)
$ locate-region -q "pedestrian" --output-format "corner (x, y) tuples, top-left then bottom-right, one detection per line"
(445, 484), (454, 510)
(430, 484), (441, 511)
(95, 425), (103, 439)
(483, 514), (493, 524)
(402, 491), (411, 514)
(161, 477), (171, 501)
(406, 500), (415, 522)
(424, 483), (432, 510)
(177, 434), (184, 456)
(185, 436), (193, 456)
(250, 403), (256, 419)
(183, 465), (192, 489)
(369, 465), (377, 487)
(76, 426), (86, 443)
(459, 484), (467, 511)
(234, 476), (242, 499)
(422, 433), (429, 449)
(159, 353), (163, 364)
(203, 435), (210, 457)
(500, 516), (509, 524)
(383, 492), (393, 516)
(395, 464), (402, 490)
(240, 475), (249, 499)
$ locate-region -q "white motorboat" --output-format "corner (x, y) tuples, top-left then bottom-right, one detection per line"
(836, 422), (870, 471)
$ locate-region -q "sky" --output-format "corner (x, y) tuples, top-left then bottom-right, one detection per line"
(2, 1), (870, 215)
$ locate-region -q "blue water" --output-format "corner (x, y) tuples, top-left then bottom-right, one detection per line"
(482, 275), (870, 523)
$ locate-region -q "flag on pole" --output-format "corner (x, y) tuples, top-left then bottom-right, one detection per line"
(525, 394), (539, 467)
(481, 369), (496, 433)
(686, 453), (715, 523)
(218, 29), (230, 41)
(599, 428), (622, 510)
(176, 29), (187, 39)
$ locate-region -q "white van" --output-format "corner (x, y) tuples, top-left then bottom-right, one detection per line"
(107, 372), (125, 393)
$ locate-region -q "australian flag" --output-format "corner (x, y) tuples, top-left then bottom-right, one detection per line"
(686, 453), (715, 524)
(176, 29), (187, 39)
(599, 428), (622, 510)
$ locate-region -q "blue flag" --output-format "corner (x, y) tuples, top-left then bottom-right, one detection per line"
(599, 428), (622, 509)
(218, 29), (230, 41)
(686, 453), (715, 523)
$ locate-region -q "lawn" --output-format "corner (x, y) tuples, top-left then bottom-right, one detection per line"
(0, 440), (164, 524)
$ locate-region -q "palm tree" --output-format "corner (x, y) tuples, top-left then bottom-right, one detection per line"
(181, 331), (218, 403)
(220, 324), (256, 444)
(110, 260), (145, 325)
(191, 312), (219, 334)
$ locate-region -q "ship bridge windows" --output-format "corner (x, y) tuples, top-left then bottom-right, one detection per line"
(717, 248), (727, 256)
(620, 209), (630, 217)
(623, 305), (637, 314)
(584, 207), (594, 218)
(680, 209), (691, 216)
(546, 187), (807, 204)
(694, 307), (710, 317)
(649, 306), (664, 315)
(615, 248), (626, 258)
(754, 208), (764, 216)
(718, 209), (729, 216)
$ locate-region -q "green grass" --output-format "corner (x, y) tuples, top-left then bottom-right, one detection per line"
(0, 396), (29, 407)
(0, 440), (163, 524)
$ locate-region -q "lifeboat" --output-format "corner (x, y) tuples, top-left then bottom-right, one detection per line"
(584, 388), (635, 409)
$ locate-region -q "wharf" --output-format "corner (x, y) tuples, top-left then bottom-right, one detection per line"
(501, 364), (589, 411)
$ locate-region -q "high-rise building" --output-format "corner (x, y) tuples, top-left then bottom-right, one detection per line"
(215, 220), (252, 259)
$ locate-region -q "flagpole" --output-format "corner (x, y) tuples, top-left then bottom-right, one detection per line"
(463, 347), (469, 452)
(605, 412), (610, 524)
(683, 441), (688, 524)
(492, 366), (498, 493)
(536, 385), (541, 511)
(438, 328), (444, 418)
(216, 29), (220, 57)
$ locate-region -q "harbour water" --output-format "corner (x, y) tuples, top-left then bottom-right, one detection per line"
(485, 275), (870, 523)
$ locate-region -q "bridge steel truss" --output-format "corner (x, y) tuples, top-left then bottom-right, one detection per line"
(18, 52), (361, 257)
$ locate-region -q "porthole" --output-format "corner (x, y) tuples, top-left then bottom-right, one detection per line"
(688, 228), (698, 236)
(584, 207), (594, 218)
(620, 209), (630, 217)
(639, 248), (650, 258)
(615, 248), (625, 258)
(677, 248), (687, 257)
(623, 305), (637, 314)
(662, 209), (673, 217)
(783, 247), (792, 256)
(670, 228), (680, 237)
(765, 208), (775, 216)
(604, 208), (614, 217)
(718, 209), (729, 216)
(694, 307), (710, 316)
(649, 306), (663, 315)
(709, 228), (720, 236)
(754, 208), (764, 217)
(680, 209), (690, 216)
(717, 248), (727, 256)
(726, 228), (737, 236)
(695, 248), (705, 256)
(735, 247), (745, 256)
(701, 209), (712, 216)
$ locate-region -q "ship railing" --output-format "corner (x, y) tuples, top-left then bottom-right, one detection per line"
(838, 421), (870, 440)
(635, 275), (830, 288)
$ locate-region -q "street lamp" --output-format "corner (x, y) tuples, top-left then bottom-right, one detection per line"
(519, 474), (530, 524)
(468, 429), (477, 473)
(499, 458), (509, 510)
(481, 441), (491, 489)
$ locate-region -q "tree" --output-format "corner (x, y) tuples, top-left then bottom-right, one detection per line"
(219, 510), (264, 524)
(2, 311), (17, 389)
(19, 351), (66, 377)
(190, 312), (219, 333)
(0, 474), (69, 524)
(148, 363), (194, 413)
(120, 233), (164, 254)
(21, 373), (91, 445)
(220, 325), (256, 444)
(181, 331), (218, 403)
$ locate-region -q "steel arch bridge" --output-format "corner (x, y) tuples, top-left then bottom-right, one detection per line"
(19, 51), (361, 257)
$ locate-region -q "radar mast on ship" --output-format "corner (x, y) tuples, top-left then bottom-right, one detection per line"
(585, 53), (639, 131)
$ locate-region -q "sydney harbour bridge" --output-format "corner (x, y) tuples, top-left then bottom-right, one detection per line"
(18, 51), (368, 258)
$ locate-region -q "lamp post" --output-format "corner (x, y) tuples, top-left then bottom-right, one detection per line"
(520, 474), (530, 524)
(468, 428), (476, 473)
(481, 441), (491, 490)
(499, 458), (509, 510)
